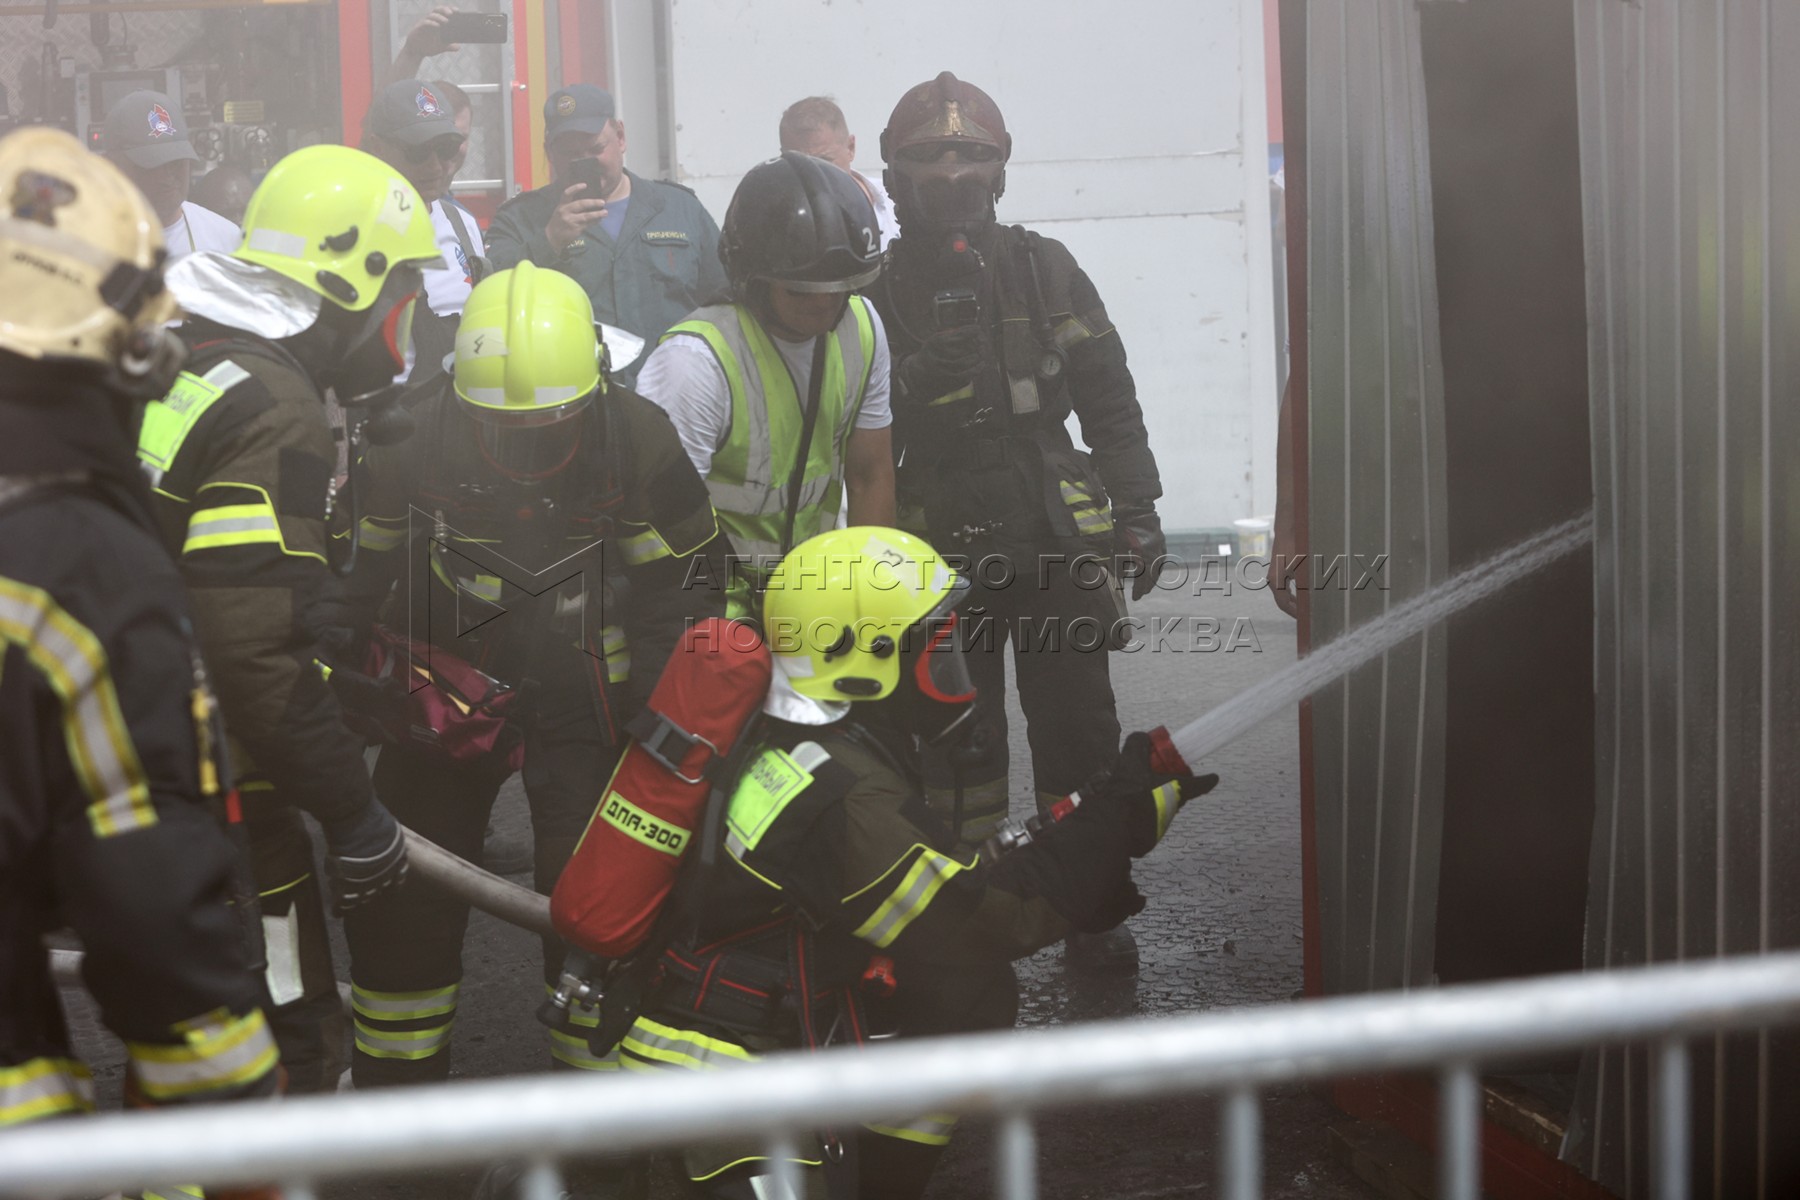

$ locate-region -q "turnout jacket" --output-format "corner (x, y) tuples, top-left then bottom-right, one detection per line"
(619, 715), (1140, 1174)
(1, 380), (278, 1127)
(871, 224), (1162, 556)
(135, 321), (378, 828)
(695, 718), (1136, 973)
(624, 715), (1139, 1052)
(344, 384), (730, 731)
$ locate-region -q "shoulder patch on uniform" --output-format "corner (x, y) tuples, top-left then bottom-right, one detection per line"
(725, 743), (832, 858)
(138, 362), (272, 484)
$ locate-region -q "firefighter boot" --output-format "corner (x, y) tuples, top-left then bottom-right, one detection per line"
(1064, 924), (1140, 975)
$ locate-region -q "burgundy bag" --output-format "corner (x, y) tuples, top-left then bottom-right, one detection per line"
(350, 626), (525, 771)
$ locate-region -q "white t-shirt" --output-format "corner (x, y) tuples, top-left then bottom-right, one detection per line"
(396, 199), (488, 381)
(164, 201), (242, 260)
(424, 198), (485, 317)
(855, 170), (901, 251)
(636, 303), (892, 477)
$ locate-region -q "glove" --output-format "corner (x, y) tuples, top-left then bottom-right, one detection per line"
(325, 661), (410, 733)
(1112, 507), (1169, 601)
(322, 801), (410, 913)
(1078, 731), (1219, 857)
(895, 325), (986, 404)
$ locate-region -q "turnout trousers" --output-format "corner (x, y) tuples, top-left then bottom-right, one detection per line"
(923, 550), (1124, 845)
(242, 796), (342, 1095)
(343, 701), (621, 1087)
(661, 961), (1019, 1200)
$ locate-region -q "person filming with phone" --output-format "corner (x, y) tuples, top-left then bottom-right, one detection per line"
(486, 85), (725, 387)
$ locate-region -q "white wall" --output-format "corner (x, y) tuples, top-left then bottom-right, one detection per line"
(612, 0), (1276, 531)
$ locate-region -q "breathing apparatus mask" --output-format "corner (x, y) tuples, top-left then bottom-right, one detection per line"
(468, 389), (593, 483)
(319, 264), (425, 446)
(888, 591), (978, 747)
(881, 72), (1012, 245)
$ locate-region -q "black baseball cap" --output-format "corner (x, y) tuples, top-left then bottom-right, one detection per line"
(365, 79), (461, 148)
(544, 84), (615, 140)
(103, 91), (198, 169)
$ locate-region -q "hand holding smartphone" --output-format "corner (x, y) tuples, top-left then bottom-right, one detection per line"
(547, 157), (611, 254)
(566, 156), (608, 201)
(437, 11), (508, 44)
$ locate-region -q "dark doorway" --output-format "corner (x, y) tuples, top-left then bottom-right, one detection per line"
(1420, 0), (1596, 992)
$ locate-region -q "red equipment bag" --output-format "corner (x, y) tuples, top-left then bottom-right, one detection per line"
(552, 617), (772, 958)
(330, 625), (525, 770)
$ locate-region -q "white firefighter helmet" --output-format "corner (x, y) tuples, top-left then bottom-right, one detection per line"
(0, 126), (179, 367)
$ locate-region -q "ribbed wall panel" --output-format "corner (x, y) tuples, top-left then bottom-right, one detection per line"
(1305, 0), (1450, 997)
(1570, 0), (1800, 1193)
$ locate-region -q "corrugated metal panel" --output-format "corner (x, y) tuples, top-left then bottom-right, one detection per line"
(1569, 0), (1800, 1194)
(1304, 0), (1450, 996)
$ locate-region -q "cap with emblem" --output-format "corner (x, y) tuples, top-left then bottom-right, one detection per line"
(102, 90), (199, 170)
(543, 84), (615, 140)
(364, 78), (460, 148)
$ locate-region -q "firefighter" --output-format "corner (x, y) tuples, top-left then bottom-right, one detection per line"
(0, 128), (280, 1160)
(636, 150), (897, 618)
(868, 73), (1170, 973)
(609, 526), (1213, 1198)
(135, 144), (439, 1092)
(334, 261), (731, 1086)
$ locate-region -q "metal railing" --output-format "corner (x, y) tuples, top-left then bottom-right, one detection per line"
(5, 953), (1800, 1200)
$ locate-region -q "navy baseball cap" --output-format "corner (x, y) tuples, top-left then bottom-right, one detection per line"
(365, 79), (460, 148)
(103, 91), (199, 169)
(544, 84), (615, 140)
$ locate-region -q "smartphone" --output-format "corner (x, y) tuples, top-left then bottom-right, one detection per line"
(439, 11), (509, 44)
(932, 288), (980, 331)
(566, 156), (607, 199)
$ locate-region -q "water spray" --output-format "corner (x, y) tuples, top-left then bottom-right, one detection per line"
(982, 512), (1595, 847)
(47, 513), (1596, 990)
(1150, 510), (1594, 776)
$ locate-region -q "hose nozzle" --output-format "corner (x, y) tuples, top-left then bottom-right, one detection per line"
(1147, 725), (1190, 776)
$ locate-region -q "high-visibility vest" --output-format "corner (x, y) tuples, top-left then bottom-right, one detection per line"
(662, 298), (876, 577)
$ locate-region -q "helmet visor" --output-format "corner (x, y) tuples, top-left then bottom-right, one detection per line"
(460, 388), (595, 429)
(765, 260), (883, 295)
(475, 410), (587, 481)
(913, 611), (974, 704)
(383, 292), (417, 373)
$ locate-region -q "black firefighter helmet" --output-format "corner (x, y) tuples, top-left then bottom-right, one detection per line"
(719, 150), (882, 296)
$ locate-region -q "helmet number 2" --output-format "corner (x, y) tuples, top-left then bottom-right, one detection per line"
(863, 226), (877, 254)
(378, 182), (416, 234)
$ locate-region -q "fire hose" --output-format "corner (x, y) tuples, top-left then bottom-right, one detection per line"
(51, 512), (1592, 992)
(402, 827), (554, 936)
